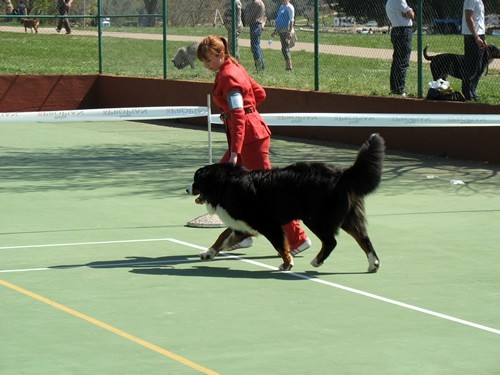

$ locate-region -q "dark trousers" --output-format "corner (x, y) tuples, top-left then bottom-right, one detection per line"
(462, 35), (486, 100)
(389, 26), (413, 94)
(57, 6), (71, 33)
(249, 22), (264, 71)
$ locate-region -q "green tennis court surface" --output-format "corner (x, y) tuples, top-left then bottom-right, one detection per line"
(1, 120), (499, 374)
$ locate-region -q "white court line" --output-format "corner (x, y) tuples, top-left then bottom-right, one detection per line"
(1, 237), (499, 336)
(0, 258), (201, 273)
(0, 238), (174, 250)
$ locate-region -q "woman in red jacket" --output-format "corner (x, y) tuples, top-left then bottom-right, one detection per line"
(197, 35), (311, 255)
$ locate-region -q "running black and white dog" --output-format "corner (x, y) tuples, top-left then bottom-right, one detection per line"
(187, 134), (385, 272)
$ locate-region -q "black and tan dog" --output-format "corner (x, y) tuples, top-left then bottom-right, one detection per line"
(20, 18), (40, 33)
(423, 44), (500, 81)
(187, 134), (385, 272)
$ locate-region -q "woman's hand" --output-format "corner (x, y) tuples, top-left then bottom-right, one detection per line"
(229, 152), (238, 165)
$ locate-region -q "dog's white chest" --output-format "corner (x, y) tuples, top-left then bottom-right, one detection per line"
(207, 204), (258, 235)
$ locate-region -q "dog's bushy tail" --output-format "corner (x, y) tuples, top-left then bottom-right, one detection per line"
(341, 133), (385, 196)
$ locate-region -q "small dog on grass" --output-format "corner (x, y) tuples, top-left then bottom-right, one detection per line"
(423, 44), (500, 81)
(20, 18), (40, 33)
(171, 43), (198, 70)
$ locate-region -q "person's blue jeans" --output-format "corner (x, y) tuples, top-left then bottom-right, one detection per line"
(462, 35), (486, 100)
(389, 26), (413, 95)
(249, 22), (264, 71)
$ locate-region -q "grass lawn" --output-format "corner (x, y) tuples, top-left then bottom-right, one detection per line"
(1, 26), (499, 104)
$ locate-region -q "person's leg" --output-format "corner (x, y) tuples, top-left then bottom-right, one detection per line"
(279, 32), (292, 70)
(389, 28), (411, 94)
(254, 25), (264, 70)
(63, 18), (71, 33)
(234, 29), (241, 60)
(56, 10), (64, 31)
(282, 221), (310, 254)
(240, 137), (271, 170)
(401, 28), (412, 91)
(250, 26), (258, 62)
(242, 137), (309, 253)
(62, 9), (71, 33)
(469, 35), (486, 100)
(284, 32), (293, 70)
(219, 150), (230, 164)
(223, 137), (271, 251)
(219, 137), (271, 168)
(389, 30), (403, 93)
(250, 24), (264, 71)
(462, 35), (477, 100)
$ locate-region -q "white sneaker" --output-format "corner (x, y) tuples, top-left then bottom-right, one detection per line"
(290, 238), (312, 256)
(227, 236), (253, 251)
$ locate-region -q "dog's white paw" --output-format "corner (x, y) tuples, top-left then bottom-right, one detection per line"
(279, 259), (294, 271)
(279, 263), (293, 271)
(310, 257), (323, 268)
(367, 253), (380, 273)
(199, 248), (217, 261)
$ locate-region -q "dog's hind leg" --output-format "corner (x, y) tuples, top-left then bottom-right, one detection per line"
(199, 228), (248, 261)
(343, 224), (379, 273)
(341, 201), (380, 273)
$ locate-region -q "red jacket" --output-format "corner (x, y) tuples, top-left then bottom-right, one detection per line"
(213, 59), (271, 155)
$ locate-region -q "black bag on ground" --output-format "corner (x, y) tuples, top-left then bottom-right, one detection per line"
(426, 88), (465, 102)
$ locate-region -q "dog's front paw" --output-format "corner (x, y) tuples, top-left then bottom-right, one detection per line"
(310, 257), (323, 268)
(279, 263), (293, 271)
(279, 258), (294, 271)
(199, 248), (217, 261)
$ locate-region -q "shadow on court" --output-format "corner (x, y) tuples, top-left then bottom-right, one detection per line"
(129, 266), (368, 279)
(0, 143), (205, 195)
(47, 251), (381, 280)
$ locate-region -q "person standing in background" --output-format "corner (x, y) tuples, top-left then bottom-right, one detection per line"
(272, 0), (295, 71)
(3, 0), (14, 21)
(56, 0), (73, 34)
(462, 0), (486, 101)
(223, 0), (243, 60)
(245, 0), (267, 72)
(16, 0), (27, 15)
(385, 0), (414, 97)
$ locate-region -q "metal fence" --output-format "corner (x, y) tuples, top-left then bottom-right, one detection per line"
(1, 0), (499, 103)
